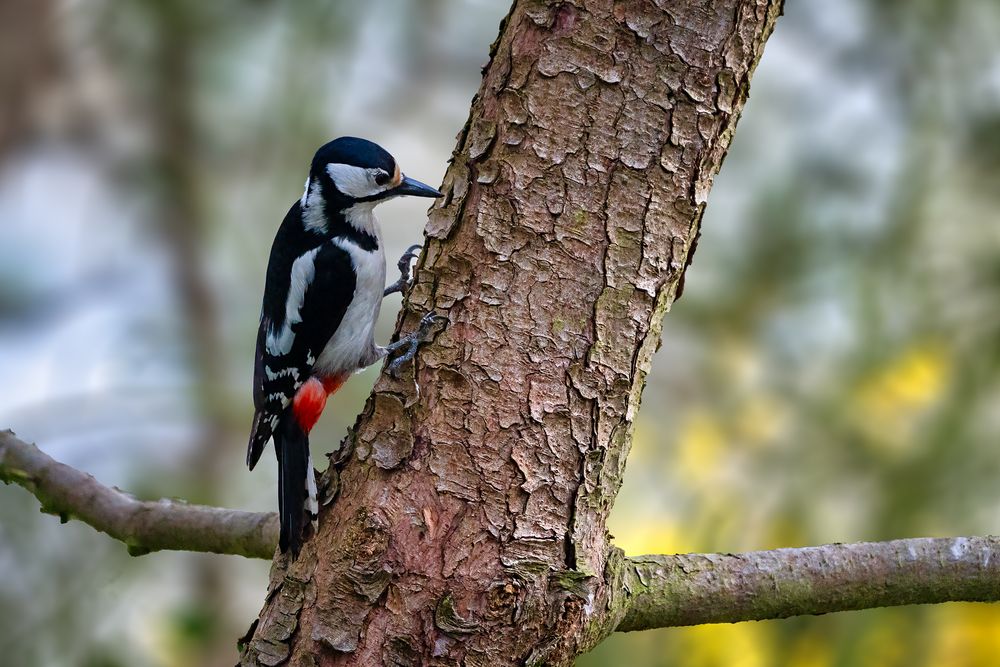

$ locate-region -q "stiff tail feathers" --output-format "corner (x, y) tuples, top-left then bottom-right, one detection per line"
(275, 406), (317, 556)
(246, 411), (272, 470)
(247, 404), (318, 556)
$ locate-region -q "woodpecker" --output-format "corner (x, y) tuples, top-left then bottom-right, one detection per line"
(247, 137), (442, 556)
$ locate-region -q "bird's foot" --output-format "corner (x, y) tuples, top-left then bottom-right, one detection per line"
(383, 244), (422, 297)
(385, 311), (446, 377)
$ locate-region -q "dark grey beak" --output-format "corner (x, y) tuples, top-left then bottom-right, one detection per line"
(393, 175), (442, 198)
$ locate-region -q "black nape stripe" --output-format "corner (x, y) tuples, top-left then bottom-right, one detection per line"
(329, 216), (378, 252)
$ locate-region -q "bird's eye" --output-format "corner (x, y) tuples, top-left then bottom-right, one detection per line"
(374, 170), (391, 186)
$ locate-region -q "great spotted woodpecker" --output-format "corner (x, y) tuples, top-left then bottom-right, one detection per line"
(247, 137), (442, 556)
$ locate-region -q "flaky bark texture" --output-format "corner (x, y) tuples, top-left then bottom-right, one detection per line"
(242, 1), (783, 665)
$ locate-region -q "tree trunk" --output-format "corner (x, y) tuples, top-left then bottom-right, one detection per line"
(241, 1), (783, 665)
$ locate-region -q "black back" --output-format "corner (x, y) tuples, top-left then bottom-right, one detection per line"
(247, 201), (358, 468)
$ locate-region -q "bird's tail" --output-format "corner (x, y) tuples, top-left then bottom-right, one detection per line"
(275, 406), (318, 556)
(246, 410), (272, 470)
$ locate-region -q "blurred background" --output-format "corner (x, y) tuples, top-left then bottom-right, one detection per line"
(0, 0), (998, 665)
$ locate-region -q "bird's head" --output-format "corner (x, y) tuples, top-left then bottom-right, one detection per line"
(306, 137), (442, 207)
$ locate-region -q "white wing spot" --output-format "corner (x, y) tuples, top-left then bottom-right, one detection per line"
(264, 366), (300, 381)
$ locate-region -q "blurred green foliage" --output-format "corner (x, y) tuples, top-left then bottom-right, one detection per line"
(0, 0), (998, 666)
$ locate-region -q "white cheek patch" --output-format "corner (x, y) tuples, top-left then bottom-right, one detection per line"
(326, 162), (384, 199)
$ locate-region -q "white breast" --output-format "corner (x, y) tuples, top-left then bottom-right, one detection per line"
(313, 207), (386, 376)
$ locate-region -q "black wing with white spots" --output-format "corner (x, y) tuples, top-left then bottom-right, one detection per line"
(247, 203), (356, 469)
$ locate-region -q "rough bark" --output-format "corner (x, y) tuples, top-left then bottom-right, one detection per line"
(242, 1), (784, 665)
(0, 430), (276, 559)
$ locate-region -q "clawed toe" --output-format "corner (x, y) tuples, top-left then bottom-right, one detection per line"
(384, 244), (424, 297)
(387, 355), (409, 378)
(418, 311), (446, 331)
(398, 244), (422, 271)
(385, 310), (446, 377)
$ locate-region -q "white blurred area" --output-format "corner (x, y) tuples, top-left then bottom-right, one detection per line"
(0, 147), (193, 468)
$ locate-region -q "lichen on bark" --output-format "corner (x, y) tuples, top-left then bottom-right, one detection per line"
(240, 1), (784, 664)
(615, 537), (1000, 631)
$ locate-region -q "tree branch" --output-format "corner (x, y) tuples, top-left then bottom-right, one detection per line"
(6, 428), (998, 627)
(617, 537), (1000, 632)
(0, 430), (277, 559)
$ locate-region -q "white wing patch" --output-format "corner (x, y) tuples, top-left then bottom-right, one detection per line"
(266, 247), (320, 356)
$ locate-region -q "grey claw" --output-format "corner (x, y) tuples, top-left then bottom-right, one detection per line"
(419, 311), (442, 329)
(387, 355), (407, 378)
(385, 310), (446, 377)
(398, 244), (422, 272)
(384, 244), (424, 297)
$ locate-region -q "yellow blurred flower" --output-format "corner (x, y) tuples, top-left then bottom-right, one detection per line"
(735, 394), (787, 447)
(675, 623), (774, 667)
(926, 605), (1000, 667)
(612, 514), (694, 556)
(854, 616), (906, 667)
(719, 338), (763, 387)
(787, 629), (833, 667)
(675, 410), (726, 485)
(855, 342), (949, 450)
